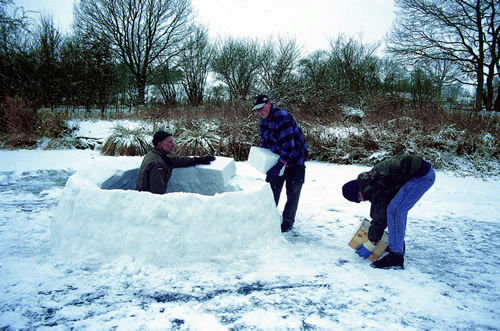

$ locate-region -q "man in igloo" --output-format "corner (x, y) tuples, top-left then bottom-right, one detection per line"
(136, 131), (215, 194)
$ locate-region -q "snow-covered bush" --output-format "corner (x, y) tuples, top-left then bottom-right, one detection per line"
(175, 125), (219, 156)
(101, 125), (151, 156)
(341, 105), (364, 122)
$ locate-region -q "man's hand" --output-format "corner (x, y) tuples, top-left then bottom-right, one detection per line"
(195, 155), (216, 165)
(265, 160), (286, 182)
(355, 241), (376, 259)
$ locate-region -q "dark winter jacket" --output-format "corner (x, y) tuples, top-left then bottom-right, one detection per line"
(259, 105), (308, 166)
(136, 148), (198, 194)
(356, 154), (428, 241)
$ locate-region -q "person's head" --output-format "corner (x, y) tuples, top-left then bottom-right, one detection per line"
(152, 131), (174, 154)
(342, 179), (364, 203)
(252, 94), (271, 119)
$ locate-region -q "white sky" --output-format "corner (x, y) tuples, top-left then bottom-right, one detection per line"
(14, 0), (395, 54)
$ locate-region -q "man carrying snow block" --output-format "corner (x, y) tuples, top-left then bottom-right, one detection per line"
(342, 154), (435, 270)
(136, 131), (215, 194)
(251, 94), (309, 233)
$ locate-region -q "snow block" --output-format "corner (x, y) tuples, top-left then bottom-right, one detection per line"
(100, 156), (237, 196)
(51, 161), (282, 268)
(247, 147), (280, 174)
(168, 156), (237, 195)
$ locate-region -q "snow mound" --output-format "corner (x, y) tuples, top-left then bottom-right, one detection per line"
(51, 158), (282, 267)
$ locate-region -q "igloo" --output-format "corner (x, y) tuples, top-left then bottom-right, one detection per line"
(51, 156), (283, 267)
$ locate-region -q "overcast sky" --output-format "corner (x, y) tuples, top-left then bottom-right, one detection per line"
(14, 0), (395, 54)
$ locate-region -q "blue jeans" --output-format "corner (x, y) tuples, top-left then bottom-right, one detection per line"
(269, 165), (305, 229)
(387, 167), (436, 254)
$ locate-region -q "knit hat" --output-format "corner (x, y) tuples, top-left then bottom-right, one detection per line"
(152, 131), (172, 146)
(342, 180), (360, 203)
(252, 94), (270, 111)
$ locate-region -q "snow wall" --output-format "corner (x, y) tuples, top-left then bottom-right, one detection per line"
(51, 156), (282, 267)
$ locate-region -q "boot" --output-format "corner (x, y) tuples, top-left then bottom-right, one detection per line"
(281, 218), (295, 233)
(281, 221), (293, 233)
(371, 252), (404, 270)
(386, 241), (405, 254)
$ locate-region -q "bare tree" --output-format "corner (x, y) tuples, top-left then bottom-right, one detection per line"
(179, 24), (213, 105)
(328, 34), (380, 98)
(259, 35), (302, 95)
(211, 37), (262, 102)
(379, 57), (411, 95)
(419, 58), (463, 100)
(75, 0), (193, 106)
(296, 50), (334, 113)
(152, 61), (182, 105)
(35, 14), (62, 109)
(387, 0), (500, 111)
(0, 0), (35, 100)
(0, 0), (32, 53)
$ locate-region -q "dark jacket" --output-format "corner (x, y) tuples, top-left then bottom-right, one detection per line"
(259, 105), (308, 166)
(136, 148), (197, 194)
(356, 155), (425, 241)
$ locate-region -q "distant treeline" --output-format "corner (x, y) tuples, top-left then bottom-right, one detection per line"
(0, 0), (498, 113)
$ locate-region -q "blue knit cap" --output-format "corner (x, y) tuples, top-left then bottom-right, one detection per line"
(342, 180), (360, 203)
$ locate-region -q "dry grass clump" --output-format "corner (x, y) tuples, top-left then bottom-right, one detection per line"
(0, 96), (39, 147)
(215, 115), (259, 161)
(0, 97), (70, 148)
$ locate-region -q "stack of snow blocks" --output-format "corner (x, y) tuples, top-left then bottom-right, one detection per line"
(248, 146), (280, 174)
(348, 218), (389, 261)
(51, 156), (282, 268)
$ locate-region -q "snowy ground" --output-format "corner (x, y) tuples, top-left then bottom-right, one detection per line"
(0, 121), (499, 329)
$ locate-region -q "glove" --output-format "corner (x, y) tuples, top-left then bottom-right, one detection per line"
(355, 241), (376, 259)
(195, 155), (215, 165)
(265, 160), (286, 182)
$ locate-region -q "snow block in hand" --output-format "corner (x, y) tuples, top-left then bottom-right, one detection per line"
(247, 147), (280, 174)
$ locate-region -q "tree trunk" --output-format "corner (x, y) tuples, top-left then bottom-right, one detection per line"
(475, 83), (484, 112)
(137, 77), (146, 106)
(494, 84), (500, 112)
(484, 66), (495, 111)
(475, 51), (484, 112)
(474, 1), (485, 112)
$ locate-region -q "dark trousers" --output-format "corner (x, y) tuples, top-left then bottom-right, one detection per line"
(269, 165), (305, 230)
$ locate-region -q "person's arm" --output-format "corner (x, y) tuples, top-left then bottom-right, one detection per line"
(193, 155), (215, 164)
(368, 195), (391, 242)
(170, 155), (215, 168)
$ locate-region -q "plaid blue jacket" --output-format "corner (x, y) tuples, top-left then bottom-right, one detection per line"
(259, 105), (308, 166)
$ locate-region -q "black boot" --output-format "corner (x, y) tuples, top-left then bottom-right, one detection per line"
(386, 241), (405, 254)
(281, 221), (293, 233)
(371, 252), (404, 270)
